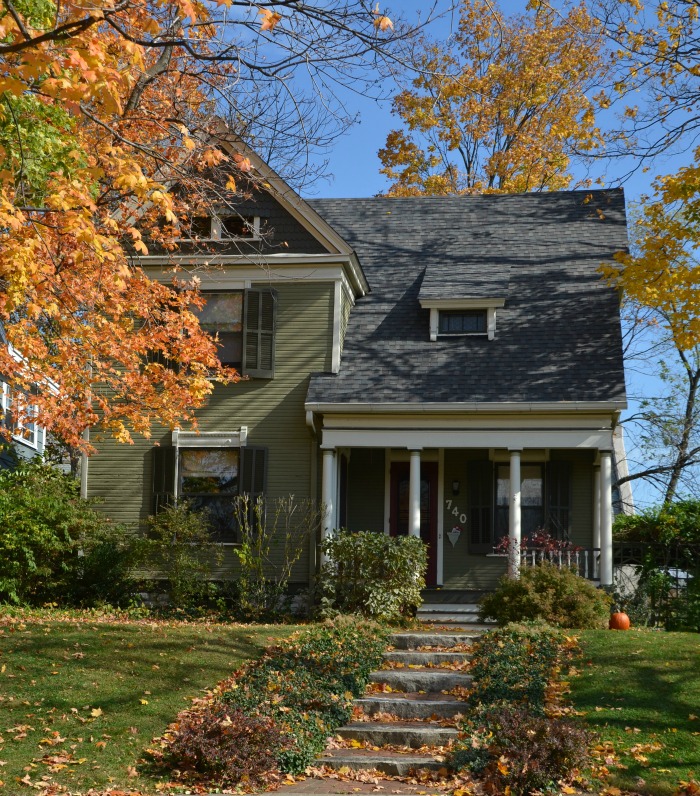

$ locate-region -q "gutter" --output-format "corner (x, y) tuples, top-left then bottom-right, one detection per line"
(304, 401), (628, 414)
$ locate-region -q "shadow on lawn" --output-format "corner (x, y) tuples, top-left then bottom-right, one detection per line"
(572, 633), (700, 795)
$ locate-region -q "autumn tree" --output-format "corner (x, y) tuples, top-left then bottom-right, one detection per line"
(602, 152), (700, 502)
(0, 0), (410, 452)
(378, 0), (609, 196)
(595, 0), (700, 164)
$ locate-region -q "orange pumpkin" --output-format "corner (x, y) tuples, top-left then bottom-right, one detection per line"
(609, 611), (631, 630)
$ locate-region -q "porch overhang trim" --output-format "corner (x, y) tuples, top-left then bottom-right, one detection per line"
(137, 253), (369, 298)
(305, 400), (627, 414)
(320, 428), (614, 450)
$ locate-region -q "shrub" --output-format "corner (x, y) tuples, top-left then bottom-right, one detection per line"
(233, 495), (321, 621)
(479, 561), (612, 628)
(218, 617), (388, 774)
(165, 703), (287, 787)
(467, 623), (572, 714)
(451, 704), (593, 795)
(64, 522), (145, 607)
(317, 529), (427, 622)
(0, 461), (139, 605)
(144, 502), (223, 613)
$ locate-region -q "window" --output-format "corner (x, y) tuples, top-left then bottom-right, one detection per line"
(1, 382), (39, 449)
(195, 291), (244, 368)
(180, 448), (240, 542)
(495, 464), (544, 544)
(151, 443), (267, 542)
(180, 215), (261, 241)
(221, 215), (260, 239)
(193, 288), (276, 377)
(438, 310), (487, 335)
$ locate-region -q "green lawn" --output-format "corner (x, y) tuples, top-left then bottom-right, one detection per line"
(571, 628), (700, 796)
(0, 611), (298, 794)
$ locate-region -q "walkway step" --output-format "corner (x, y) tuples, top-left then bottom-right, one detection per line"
(336, 722), (458, 748)
(383, 651), (471, 665)
(418, 616), (494, 627)
(318, 749), (446, 775)
(389, 632), (481, 650)
(370, 669), (472, 692)
(355, 694), (467, 720)
(419, 603), (481, 615)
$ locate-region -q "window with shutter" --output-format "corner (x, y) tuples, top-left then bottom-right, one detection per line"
(243, 288), (276, 378)
(151, 444), (267, 542)
(151, 446), (176, 513)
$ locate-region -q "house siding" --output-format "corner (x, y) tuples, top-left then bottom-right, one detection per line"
(346, 448), (385, 532)
(88, 280), (335, 583)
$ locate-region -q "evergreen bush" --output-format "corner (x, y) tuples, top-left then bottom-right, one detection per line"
(479, 561), (611, 628)
(317, 529), (427, 622)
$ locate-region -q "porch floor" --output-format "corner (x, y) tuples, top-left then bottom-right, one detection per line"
(420, 589), (490, 604)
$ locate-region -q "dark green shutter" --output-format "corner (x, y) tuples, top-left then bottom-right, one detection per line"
(242, 288), (276, 378)
(240, 446), (267, 530)
(240, 446), (267, 501)
(151, 446), (176, 513)
(547, 461), (571, 537)
(468, 460), (493, 552)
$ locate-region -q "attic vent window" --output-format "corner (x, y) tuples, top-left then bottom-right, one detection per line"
(181, 215), (261, 241)
(438, 310), (487, 335)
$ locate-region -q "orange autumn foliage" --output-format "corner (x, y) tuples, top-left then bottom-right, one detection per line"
(0, 0), (397, 452)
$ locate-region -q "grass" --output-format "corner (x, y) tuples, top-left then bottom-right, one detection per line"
(0, 610), (299, 794)
(570, 628), (700, 796)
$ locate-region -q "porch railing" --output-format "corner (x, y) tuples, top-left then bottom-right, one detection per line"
(520, 547), (601, 582)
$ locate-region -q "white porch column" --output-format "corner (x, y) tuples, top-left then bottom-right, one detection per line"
(599, 450), (614, 587)
(509, 448), (522, 578)
(321, 447), (337, 562)
(593, 465), (601, 551)
(408, 449), (422, 537)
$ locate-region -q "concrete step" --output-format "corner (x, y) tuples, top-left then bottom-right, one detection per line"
(336, 722), (458, 748)
(418, 616), (494, 627)
(416, 603), (495, 626)
(355, 694), (467, 720)
(389, 632), (481, 650)
(383, 650), (471, 666)
(419, 603), (481, 615)
(317, 748), (446, 775)
(370, 669), (472, 692)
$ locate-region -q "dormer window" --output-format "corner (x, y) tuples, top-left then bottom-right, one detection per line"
(181, 215), (261, 241)
(438, 309), (487, 335)
(420, 299), (504, 342)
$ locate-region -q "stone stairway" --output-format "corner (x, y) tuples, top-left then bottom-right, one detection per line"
(416, 602), (494, 627)
(315, 627), (484, 777)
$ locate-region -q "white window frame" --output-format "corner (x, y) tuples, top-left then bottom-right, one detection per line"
(421, 298), (505, 342)
(1, 381), (40, 450)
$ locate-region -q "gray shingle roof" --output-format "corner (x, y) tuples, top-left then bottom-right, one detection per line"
(306, 189), (628, 405)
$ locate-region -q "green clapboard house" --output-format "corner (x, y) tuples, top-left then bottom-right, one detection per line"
(86, 140), (632, 592)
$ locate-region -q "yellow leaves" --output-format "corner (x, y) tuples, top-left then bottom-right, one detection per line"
(372, 3), (394, 32)
(0, 77), (27, 96)
(226, 175), (237, 193)
(90, 708), (103, 718)
(259, 8), (282, 32)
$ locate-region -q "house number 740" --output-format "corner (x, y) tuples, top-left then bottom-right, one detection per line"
(445, 499), (467, 524)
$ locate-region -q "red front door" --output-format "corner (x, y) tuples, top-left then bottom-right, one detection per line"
(389, 462), (438, 587)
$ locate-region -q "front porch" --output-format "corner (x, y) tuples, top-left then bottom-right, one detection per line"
(316, 425), (622, 589)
